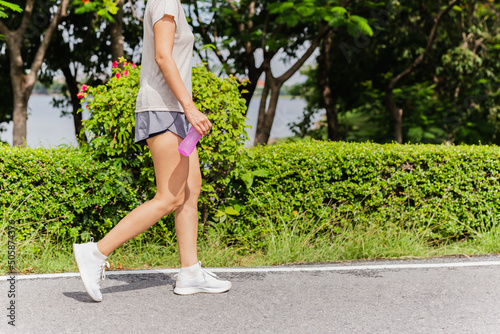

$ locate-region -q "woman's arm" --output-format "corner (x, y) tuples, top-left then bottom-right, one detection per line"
(153, 15), (211, 136)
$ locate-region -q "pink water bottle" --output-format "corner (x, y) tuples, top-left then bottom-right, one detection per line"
(178, 126), (202, 156)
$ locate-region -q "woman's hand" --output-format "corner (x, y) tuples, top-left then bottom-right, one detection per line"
(183, 104), (212, 137)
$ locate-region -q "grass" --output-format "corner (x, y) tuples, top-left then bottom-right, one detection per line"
(2, 197), (500, 276)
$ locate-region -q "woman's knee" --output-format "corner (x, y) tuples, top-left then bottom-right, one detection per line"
(184, 175), (202, 203)
(152, 192), (186, 216)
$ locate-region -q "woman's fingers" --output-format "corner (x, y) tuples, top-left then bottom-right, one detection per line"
(191, 114), (211, 137)
(184, 105), (211, 136)
(198, 120), (211, 136)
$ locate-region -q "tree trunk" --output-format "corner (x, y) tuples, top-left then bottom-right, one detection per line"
(110, 0), (125, 61)
(12, 90), (29, 147)
(9, 43), (31, 147)
(385, 89), (403, 144)
(0, 0), (69, 147)
(254, 73), (282, 145)
(317, 30), (339, 141)
(240, 67), (262, 111)
(61, 65), (88, 145)
(252, 27), (331, 146)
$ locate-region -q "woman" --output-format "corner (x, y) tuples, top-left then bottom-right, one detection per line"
(73, 0), (231, 302)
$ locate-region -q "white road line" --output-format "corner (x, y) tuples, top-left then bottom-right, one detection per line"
(2, 261), (500, 281)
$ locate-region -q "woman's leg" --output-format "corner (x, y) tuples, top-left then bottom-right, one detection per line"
(174, 149), (202, 268)
(96, 131), (189, 256)
(172, 154), (232, 294)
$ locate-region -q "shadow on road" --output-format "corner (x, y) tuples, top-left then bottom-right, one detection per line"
(63, 273), (175, 303)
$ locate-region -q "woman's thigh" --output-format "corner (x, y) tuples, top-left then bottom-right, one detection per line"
(146, 131), (189, 201)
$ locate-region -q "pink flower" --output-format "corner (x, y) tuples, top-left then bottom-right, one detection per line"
(81, 84), (88, 92)
(112, 60), (118, 68)
(77, 92), (84, 99)
(123, 70), (129, 76)
(131, 63), (137, 68)
(115, 72), (121, 79)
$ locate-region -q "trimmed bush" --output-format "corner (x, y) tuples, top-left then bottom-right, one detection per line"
(224, 141), (500, 247)
(3, 136), (500, 252)
(0, 144), (140, 242)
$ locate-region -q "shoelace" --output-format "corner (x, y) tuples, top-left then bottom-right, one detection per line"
(100, 261), (110, 281)
(200, 269), (218, 280)
(173, 267), (219, 280)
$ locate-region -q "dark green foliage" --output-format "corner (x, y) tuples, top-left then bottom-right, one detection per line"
(291, 1), (500, 144)
(226, 141), (500, 247)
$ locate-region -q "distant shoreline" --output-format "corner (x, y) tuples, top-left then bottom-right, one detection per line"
(32, 92), (299, 100)
(31, 93), (63, 97)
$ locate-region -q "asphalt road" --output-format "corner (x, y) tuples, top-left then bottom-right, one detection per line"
(2, 255), (500, 334)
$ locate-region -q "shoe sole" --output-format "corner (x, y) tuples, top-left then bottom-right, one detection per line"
(173, 283), (232, 295)
(73, 244), (102, 302)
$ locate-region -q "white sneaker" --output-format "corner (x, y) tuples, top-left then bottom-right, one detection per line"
(174, 262), (232, 295)
(73, 240), (110, 302)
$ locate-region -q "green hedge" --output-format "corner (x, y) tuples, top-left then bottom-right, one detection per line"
(2, 141), (500, 248)
(224, 141), (500, 246)
(0, 144), (141, 241)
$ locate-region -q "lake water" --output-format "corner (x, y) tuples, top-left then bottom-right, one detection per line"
(0, 95), (323, 147)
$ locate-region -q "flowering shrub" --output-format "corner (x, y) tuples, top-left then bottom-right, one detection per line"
(78, 57), (141, 167)
(78, 57), (249, 224)
(74, 0), (118, 21)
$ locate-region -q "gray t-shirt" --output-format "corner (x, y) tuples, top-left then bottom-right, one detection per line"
(135, 0), (194, 113)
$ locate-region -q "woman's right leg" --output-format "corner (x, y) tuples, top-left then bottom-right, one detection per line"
(96, 131), (189, 256)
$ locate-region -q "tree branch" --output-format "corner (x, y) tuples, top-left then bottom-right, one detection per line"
(193, 0), (208, 42)
(388, 0), (461, 90)
(16, 0), (34, 38)
(0, 20), (9, 36)
(128, 0), (143, 22)
(27, 0), (70, 87)
(277, 26), (332, 84)
(227, 0), (237, 13)
(192, 0), (234, 75)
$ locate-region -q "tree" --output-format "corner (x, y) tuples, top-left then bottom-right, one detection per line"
(293, 0), (499, 144)
(385, 0), (461, 143)
(0, 0), (129, 147)
(0, 0), (69, 146)
(434, 0), (500, 143)
(40, 0), (141, 145)
(186, 0), (372, 145)
(290, 0), (397, 142)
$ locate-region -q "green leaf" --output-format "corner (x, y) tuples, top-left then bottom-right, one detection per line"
(252, 169), (269, 177)
(224, 207), (240, 215)
(330, 6), (347, 15)
(350, 15), (373, 37)
(0, 0), (22, 13)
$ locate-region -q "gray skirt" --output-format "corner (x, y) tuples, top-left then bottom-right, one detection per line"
(134, 111), (190, 146)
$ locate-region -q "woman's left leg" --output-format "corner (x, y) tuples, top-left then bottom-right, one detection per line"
(172, 149), (232, 295)
(174, 149), (202, 268)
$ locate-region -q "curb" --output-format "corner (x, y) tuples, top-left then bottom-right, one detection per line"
(2, 260), (500, 281)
